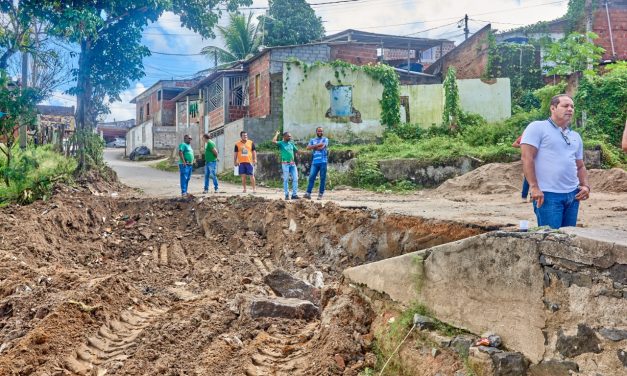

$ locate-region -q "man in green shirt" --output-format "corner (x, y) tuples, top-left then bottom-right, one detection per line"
(272, 130), (299, 200)
(178, 134), (194, 196)
(202, 134), (219, 194)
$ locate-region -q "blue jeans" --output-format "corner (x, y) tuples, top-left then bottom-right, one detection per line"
(178, 163), (193, 194)
(522, 177), (529, 199)
(533, 189), (580, 229)
(307, 163), (327, 195)
(282, 163), (298, 196)
(204, 161), (218, 191)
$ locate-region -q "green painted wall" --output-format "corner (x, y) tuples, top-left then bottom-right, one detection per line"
(400, 84), (443, 128)
(400, 78), (511, 127)
(283, 64), (384, 142)
(457, 78), (511, 122)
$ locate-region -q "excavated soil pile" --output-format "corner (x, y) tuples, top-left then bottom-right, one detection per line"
(435, 162), (522, 197)
(436, 161), (627, 196)
(0, 190), (481, 375)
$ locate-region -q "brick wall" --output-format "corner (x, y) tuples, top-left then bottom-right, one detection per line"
(248, 53), (271, 117)
(330, 43), (378, 65)
(229, 106), (248, 122)
(593, 7), (627, 60)
(424, 25), (491, 79)
(209, 107), (224, 129)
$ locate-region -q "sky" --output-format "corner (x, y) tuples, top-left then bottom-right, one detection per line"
(43, 0), (570, 123)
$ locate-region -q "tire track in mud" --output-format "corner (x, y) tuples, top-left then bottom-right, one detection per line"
(244, 322), (318, 376)
(64, 305), (167, 375)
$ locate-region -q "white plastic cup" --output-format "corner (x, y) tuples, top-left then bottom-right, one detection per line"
(519, 220), (529, 232)
(233, 166), (239, 176)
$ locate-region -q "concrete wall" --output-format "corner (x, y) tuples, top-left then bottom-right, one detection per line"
(153, 126), (177, 153)
(269, 44), (330, 74)
(344, 228), (627, 374)
(457, 78), (511, 122)
(399, 78), (511, 127)
(125, 119), (153, 155)
(399, 84), (443, 127)
(283, 64), (384, 142)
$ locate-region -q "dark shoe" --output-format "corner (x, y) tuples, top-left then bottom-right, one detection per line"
(202, 190), (208, 194)
(317, 194), (323, 200)
(285, 195), (290, 200)
(291, 195), (300, 200)
(304, 193), (311, 199)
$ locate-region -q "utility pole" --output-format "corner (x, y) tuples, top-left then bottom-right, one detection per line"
(464, 14), (469, 40)
(19, 51), (28, 149)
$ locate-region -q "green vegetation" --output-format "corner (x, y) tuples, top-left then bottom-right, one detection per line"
(442, 67), (462, 130)
(0, 145), (77, 206)
(484, 33), (544, 113)
(543, 32), (605, 77)
(154, 159), (179, 173)
(373, 303), (468, 375)
(575, 62), (627, 147)
(260, 0), (325, 47)
(201, 12), (261, 64)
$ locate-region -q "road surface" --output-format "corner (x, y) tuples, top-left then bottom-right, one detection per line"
(105, 148), (627, 230)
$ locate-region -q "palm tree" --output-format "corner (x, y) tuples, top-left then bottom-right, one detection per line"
(200, 13), (261, 66)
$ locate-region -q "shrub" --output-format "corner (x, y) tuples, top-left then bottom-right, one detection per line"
(0, 145), (77, 205)
(576, 64), (627, 147)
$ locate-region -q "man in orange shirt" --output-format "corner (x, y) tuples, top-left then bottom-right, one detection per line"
(233, 131), (257, 193)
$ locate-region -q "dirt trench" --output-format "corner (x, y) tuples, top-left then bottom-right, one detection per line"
(0, 191), (484, 375)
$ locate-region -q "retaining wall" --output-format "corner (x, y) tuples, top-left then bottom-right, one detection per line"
(343, 228), (627, 374)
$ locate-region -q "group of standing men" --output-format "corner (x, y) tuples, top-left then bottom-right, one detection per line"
(176, 127), (329, 200)
(178, 93), (622, 230)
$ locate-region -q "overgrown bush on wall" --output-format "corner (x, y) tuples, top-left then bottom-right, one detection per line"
(442, 67), (462, 130)
(575, 62), (627, 147)
(284, 59), (401, 129)
(484, 33), (544, 112)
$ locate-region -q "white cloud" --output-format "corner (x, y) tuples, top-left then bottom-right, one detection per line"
(41, 91), (76, 109)
(105, 82), (146, 122)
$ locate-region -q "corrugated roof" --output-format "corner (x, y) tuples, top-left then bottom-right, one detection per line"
(37, 105), (75, 116)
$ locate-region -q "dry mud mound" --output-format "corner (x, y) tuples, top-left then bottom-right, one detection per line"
(588, 168), (627, 192)
(0, 192), (480, 375)
(436, 162), (627, 196)
(435, 161), (523, 197)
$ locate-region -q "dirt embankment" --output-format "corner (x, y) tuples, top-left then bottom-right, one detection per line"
(436, 161), (627, 197)
(0, 188), (480, 375)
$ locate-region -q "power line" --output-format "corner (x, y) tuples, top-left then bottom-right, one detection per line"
(404, 21), (460, 36)
(149, 50), (206, 56)
(469, 19), (526, 26)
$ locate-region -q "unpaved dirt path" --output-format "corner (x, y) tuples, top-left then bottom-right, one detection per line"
(105, 149), (627, 230)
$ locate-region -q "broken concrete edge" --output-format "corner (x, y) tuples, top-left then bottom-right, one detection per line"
(342, 228), (627, 370)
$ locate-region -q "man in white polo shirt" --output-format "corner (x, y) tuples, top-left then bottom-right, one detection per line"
(521, 94), (591, 229)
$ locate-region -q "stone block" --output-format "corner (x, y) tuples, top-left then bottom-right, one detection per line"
(451, 335), (476, 355)
(527, 359), (579, 376)
(556, 324), (602, 358)
(467, 346), (495, 376)
(413, 314), (436, 330)
(248, 296), (320, 321)
(598, 327), (627, 342)
(491, 351), (528, 376)
(264, 269), (320, 304)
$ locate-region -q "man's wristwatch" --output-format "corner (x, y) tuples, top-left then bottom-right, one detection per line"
(580, 184), (591, 192)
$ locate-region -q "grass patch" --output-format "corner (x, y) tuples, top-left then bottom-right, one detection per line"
(0, 145), (77, 206)
(373, 302), (470, 375)
(153, 159), (179, 172)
